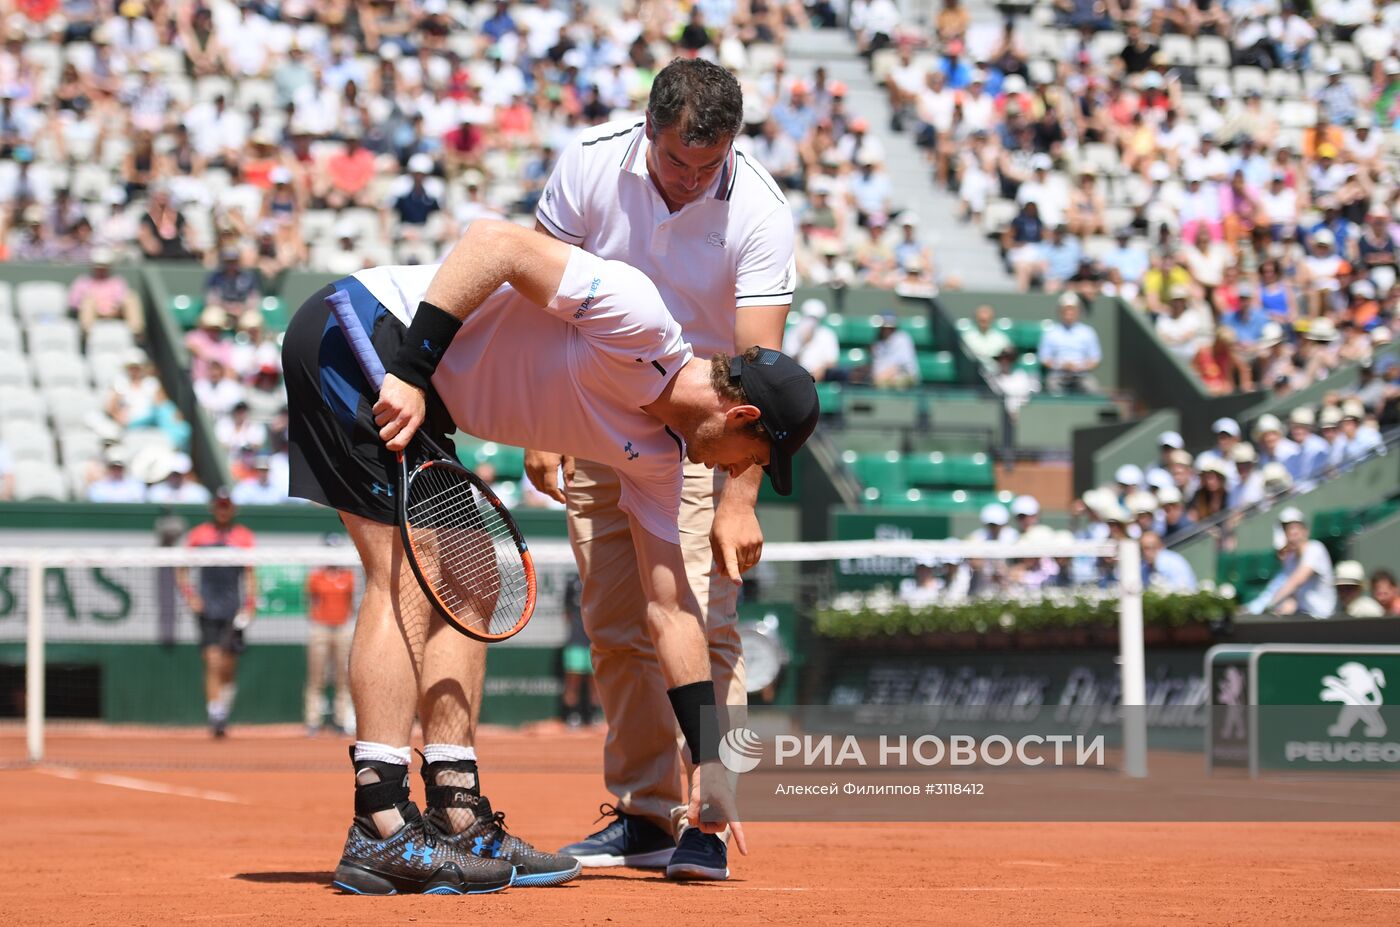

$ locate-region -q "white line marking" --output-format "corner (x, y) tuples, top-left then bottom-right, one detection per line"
(37, 767), (246, 804)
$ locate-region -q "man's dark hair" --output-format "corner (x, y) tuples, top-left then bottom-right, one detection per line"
(1373, 569), (1397, 587)
(648, 58), (743, 147)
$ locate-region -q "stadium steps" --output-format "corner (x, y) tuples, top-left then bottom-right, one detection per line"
(783, 29), (1016, 292)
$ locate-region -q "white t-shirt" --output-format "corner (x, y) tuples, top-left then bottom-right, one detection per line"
(1285, 539), (1337, 618)
(536, 119), (797, 358)
(352, 249), (694, 543)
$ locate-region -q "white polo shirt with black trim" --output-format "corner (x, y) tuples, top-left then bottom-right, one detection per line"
(537, 118), (797, 359)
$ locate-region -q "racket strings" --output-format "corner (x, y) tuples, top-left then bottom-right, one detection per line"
(405, 463), (530, 637)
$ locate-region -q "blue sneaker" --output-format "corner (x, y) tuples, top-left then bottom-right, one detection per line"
(665, 827), (728, 881)
(557, 804), (675, 868)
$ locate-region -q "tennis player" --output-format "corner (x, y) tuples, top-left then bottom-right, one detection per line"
(531, 57), (795, 882)
(281, 217), (819, 895)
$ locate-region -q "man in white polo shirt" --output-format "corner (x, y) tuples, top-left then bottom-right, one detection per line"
(530, 58), (796, 881)
(282, 218), (818, 895)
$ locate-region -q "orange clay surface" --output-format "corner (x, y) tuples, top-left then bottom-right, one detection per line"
(1, 723), (1398, 927)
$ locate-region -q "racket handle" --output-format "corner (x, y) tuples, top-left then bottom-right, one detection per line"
(325, 289), (387, 391)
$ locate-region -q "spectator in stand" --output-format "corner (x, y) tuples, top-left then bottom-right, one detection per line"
(136, 185), (196, 261)
(205, 248), (262, 317)
(1335, 561), (1387, 617)
(1254, 413), (1301, 474)
(68, 248), (144, 341)
(87, 447), (146, 503)
(1194, 326), (1254, 395)
(961, 304), (1013, 371)
(1004, 200), (1048, 292)
(1287, 407), (1332, 482)
(1337, 397), (1385, 466)
(1038, 293), (1101, 394)
(1247, 507), (1336, 618)
(147, 455), (211, 505)
(1156, 285), (1211, 361)
(782, 299), (841, 382)
(869, 314), (919, 389)
(1189, 460), (1230, 522)
(1041, 225), (1084, 294)
(1158, 485), (1193, 540)
(1371, 569), (1400, 616)
(185, 308), (234, 383)
(1230, 442), (1265, 509)
(1102, 228), (1149, 300)
(232, 455), (286, 506)
(319, 136), (378, 209)
(195, 358), (245, 420)
(218, 401), (267, 475)
(104, 351), (161, 429)
(1140, 530), (1197, 593)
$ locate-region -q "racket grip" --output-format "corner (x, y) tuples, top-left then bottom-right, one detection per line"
(325, 289), (387, 391)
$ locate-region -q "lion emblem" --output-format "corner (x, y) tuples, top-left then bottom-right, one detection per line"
(1321, 662), (1387, 738)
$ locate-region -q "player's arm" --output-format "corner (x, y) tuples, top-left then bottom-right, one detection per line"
(711, 303), (789, 581)
(630, 519), (748, 856)
(712, 201), (797, 579)
(373, 219), (574, 451)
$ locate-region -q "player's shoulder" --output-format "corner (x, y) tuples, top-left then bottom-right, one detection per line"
(567, 117), (645, 160)
(229, 525), (256, 548)
(729, 148), (791, 219)
(186, 523), (217, 547)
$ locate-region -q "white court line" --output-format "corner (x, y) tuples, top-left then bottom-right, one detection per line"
(36, 767), (246, 804)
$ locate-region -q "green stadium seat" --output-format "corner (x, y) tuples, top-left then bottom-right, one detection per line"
(836, 314), (883, 347)
(899, 316), (934, 349)
(473, 442), (525, 480)
(1217, 549), (1278, 602)
(905, 451), (950, 488)
(918, 350), (957, 383)
(815, 381), (843, 415)
(258, 296), (290, 332)
(1001, 318), (1050, 352)
(169, 294), (203, 330)
(1016, 352), (1041, 375)
(947, 452), (995, 488)
(840, 347), (868, 369)
(844, 450), (907, 496)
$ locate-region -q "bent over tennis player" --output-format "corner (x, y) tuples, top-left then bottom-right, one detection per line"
(281, 218), (819, 896)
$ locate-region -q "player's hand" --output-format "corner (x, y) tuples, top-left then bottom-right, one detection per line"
(711, 498), (763, 583)
(375, 373), (426, 452)
(688, 761), (748, 856)
(233, 609), (253, 631)
(187, 594), (204, 614)
(524, 450), (575, 504)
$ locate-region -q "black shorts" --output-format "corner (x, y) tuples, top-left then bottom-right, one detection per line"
(282, 278), (456, 525)
(197, 613), (242, 652)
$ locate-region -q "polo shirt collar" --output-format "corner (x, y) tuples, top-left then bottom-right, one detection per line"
(622, 125), (740, 202)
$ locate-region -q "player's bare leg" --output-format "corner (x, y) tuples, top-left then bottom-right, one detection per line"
(331, 511), (513, 895)
(417, 597), (581, 887)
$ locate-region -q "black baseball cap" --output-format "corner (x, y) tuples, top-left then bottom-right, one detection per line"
(729, 349), (820, 496)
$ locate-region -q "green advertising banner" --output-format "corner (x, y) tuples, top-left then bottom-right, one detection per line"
(1250, 645), (1400, 775)
(829, 511), (951, 591)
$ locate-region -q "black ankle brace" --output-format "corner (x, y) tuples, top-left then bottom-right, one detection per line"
(420, 755), (480, 810)
(349, 746), (412, 817)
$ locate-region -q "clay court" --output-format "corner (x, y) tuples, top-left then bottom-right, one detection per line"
(3, 725), (1397, 927)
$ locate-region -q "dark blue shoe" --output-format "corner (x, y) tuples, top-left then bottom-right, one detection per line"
(557, 804), (675, 868)
(665, 826), (728, 881)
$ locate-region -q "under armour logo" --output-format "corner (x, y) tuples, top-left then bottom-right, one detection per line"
(421, 339), (443, 360)
(471, 835), (502, 857)
(402, 842), (435, 865)
(624, 442), (639, 461)
(370, 482), (394, 497)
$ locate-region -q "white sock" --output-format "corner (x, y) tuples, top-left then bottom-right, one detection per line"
(422, 744), (476, 764)
(207, 700), (226, 722)
(353, 741), (412, 765)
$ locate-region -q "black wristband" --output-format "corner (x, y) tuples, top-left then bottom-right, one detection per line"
(668, 680), (720, 764)
(387, 300), (462, 391)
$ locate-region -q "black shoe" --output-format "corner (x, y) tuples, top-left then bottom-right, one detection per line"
(432, 794), (582, 888)
(666, 826), (729, 881)
(332, 806), (515, 895)
(556, 804), (675, 868)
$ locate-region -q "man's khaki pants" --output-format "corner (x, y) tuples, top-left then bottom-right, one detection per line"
(566, 459), (747, 834)
(304, 621), (354, 729)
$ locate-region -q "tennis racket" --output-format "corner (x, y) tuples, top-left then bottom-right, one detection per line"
(324, 290), (536, 642)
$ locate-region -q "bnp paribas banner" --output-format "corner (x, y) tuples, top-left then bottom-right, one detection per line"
(0, 561), (577, 647)
(1251, 645), (1400, 775)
